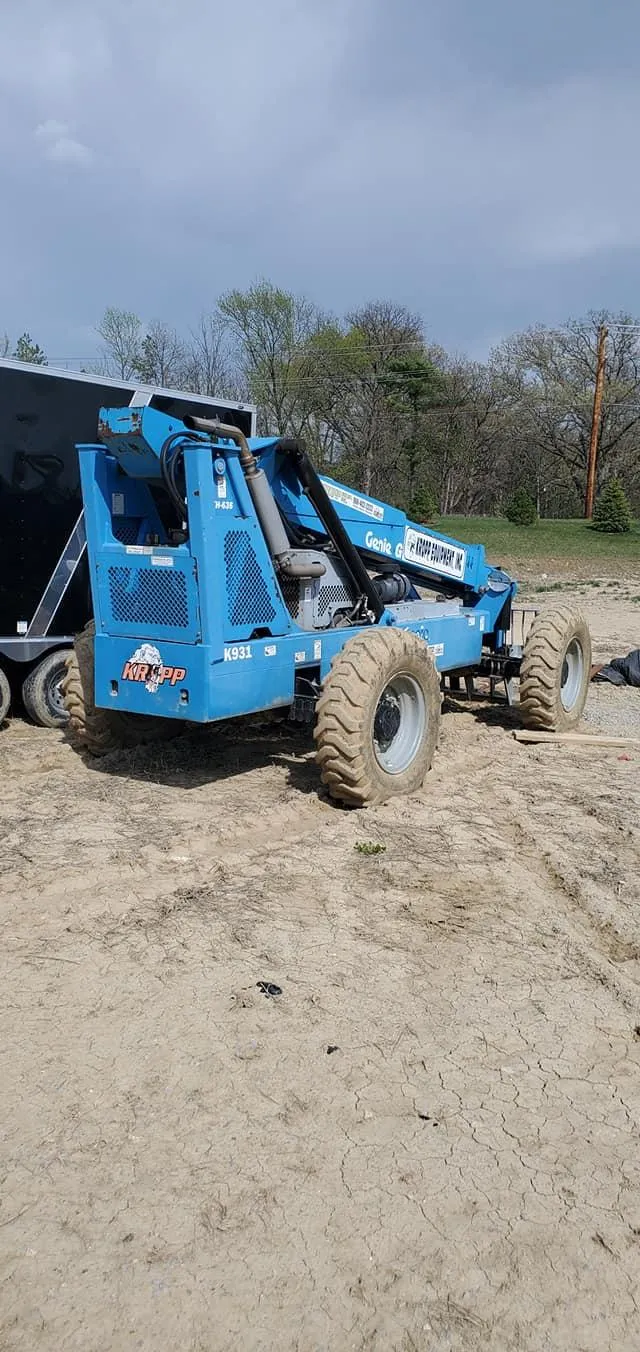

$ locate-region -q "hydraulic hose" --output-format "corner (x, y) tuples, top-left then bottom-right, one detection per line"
(275, 439), (385, 621)
(182, 415), (322, 573)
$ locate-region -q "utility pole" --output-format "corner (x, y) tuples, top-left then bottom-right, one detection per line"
(584, 325), (607, 518)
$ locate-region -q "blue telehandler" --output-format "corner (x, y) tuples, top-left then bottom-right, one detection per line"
(62, 407), (591, 805)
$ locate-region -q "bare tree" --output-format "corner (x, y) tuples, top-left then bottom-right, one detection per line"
(183, 313), (239, 398)
(218, 280), (328, 434)
(96, 307), (143, 380)
(135, 320), (187, 387)
(316, 302), (424, 495)
(491, 312), (640, 503)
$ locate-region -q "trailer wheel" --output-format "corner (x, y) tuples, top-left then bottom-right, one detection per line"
(22, 650), (72, 728)
(62, 622), (175, 755)
(314, 628), (441, 807)
(519, 605), (591, 732)
(0, 667), (10, 725)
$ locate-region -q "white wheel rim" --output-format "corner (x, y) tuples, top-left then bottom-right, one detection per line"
(49, 669), (68, 718)
(560, 638), (584, 711)
(373, 674), (426, 774)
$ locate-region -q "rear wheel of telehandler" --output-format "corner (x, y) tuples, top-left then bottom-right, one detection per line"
(519, 605), (591, 732)
(62, 622), (175, 756)
(314, 628), (441, 807)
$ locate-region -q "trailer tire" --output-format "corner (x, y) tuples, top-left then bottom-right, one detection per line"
(0, 667), (10, 725)
(62, 622), (175, 756)
(22, 650), (72, 728)
(519, 605), (591, 732)
(314, 628), (441, 807)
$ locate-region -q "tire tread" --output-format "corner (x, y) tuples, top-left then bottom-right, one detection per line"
(520, 605), (591, 731)
(314, 628), (441, 807)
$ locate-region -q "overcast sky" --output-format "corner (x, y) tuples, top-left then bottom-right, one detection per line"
(2, 0), (639, 365)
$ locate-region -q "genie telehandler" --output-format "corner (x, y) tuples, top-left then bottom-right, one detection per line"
(63, 407), (591, 806)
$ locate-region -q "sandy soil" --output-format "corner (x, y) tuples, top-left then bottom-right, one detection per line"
(1, 585), (639, 1352)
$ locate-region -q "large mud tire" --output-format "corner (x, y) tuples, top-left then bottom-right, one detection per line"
(314, 628), (441, 807)
(61, 623), (175, 756)
(519, 605), (591, 732)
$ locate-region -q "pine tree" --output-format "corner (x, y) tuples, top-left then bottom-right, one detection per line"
(591, 478), (633, 533)
(409, 485), (439, 523)
(505, 488), (537, 526)
(12, 333), (47, 365)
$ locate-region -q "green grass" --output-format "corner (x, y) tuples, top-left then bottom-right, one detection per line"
(437, 517), (640, 576)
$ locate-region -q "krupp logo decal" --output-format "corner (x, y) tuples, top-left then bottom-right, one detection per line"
(402, 528), (466, 580)
(122, 643), (187, 693)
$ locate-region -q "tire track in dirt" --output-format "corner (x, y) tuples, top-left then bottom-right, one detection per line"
(3, 597), (640, 1352)
(454, 743), (640, 1012)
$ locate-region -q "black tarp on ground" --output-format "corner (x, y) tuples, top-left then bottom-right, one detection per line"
(593, 649), (640, 687)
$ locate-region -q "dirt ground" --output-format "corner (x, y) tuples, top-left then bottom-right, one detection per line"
(1, 582), (639, 1352)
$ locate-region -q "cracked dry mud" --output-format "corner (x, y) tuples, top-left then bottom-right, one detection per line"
(1, 585), (639, 1351)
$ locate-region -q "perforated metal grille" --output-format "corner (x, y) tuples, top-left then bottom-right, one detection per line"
(318, 583), (351, 616)
(279, 575), (300, 619)
(111, 517), (141, 545)
(224, 531), (276, 626)
(108, 566), (189, 628)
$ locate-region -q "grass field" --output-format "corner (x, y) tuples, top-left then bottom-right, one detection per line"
(438, 517), (640, 577)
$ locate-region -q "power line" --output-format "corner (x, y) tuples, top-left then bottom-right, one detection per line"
(46, 333), (640, 370)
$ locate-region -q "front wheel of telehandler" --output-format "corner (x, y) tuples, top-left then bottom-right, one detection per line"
(519, 605), (591, 732)
(61, 622), (176, 756)
(314, 628), (441, 807)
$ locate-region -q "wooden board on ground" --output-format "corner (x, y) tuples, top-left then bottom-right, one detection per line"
(514, 729), (640, 748)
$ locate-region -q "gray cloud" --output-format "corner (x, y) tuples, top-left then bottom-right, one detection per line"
(35, 120), (93, 167)
(1, 0), (639, 362)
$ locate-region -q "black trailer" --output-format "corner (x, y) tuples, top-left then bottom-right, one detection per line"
(0, 358), (256, 726)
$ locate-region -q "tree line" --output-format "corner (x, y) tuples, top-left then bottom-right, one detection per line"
(4, 284), (640, 517)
